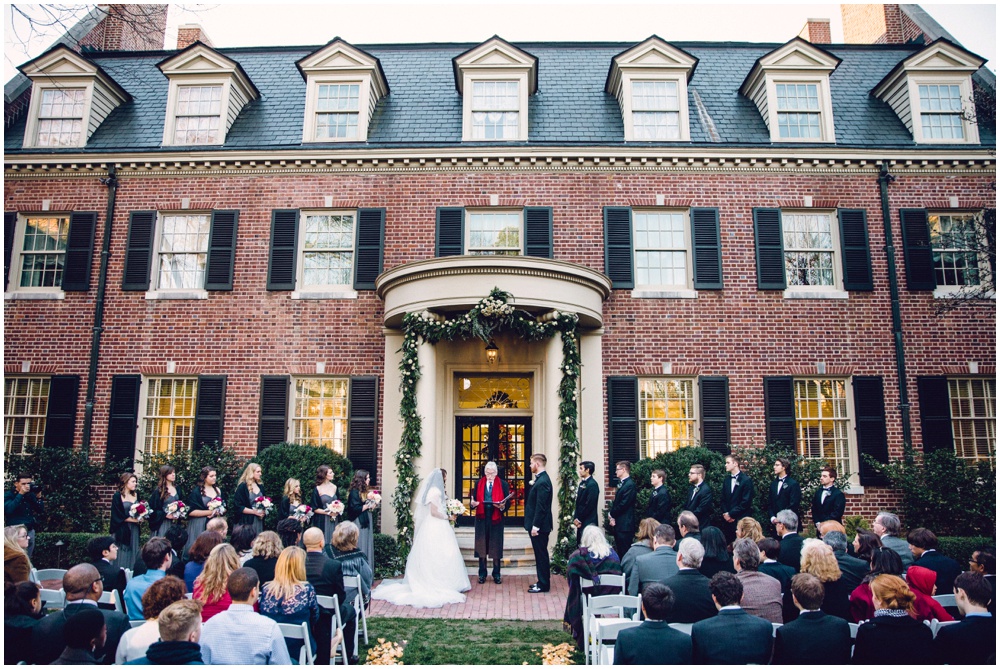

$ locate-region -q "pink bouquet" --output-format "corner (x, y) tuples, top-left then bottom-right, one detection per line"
(326, 499), (345, 517)
(291, 504), (314, 524)
(366, 490), (382, 506)
(129, 501), (152, 522)
(207, 497), (226, 516)
(253, 495), (274, 515)
(165, 500), (188, 520)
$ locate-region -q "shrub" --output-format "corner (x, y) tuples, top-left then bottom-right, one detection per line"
(938, 536), (995, 566)
(32, 532), (104, 569)
(253, 443), (354, 530)
(373, 532), (403, 579)
(4, 448), (105, 532)
(630, 447), (728, 526)
(843, 515), (870, 541)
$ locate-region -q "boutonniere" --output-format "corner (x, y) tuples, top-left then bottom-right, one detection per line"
(529, 478), (535, 486)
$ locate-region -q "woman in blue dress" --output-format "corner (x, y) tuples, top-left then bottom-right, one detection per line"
(109, 472), (140, 572)
(309, 465), (340, 546)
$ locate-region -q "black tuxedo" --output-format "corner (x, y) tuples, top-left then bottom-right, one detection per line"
(683, 481), (713, 529)
(644, 485), (672, 524)
(609, 477), (637, 559)
(691, 608), (773, 665)
(934, 615), (995, 665)
(613, 620), (692, 665)
(853, 614), (934, 665)
(90, 559), (127, 610)
(810, 486), (845, 525)
(720, 471), (754, 543)
(773, 610), (851, 665)
(778, 532), (805, 572)
(31, 601), (130, 665)
(305, 551), (356, 662)
(767, 477), (801, 520)
(525, 470), (553, 591)
(662, 569), (717, 624)
(573, 476), (599, 543)
(913, 550), (962, 595)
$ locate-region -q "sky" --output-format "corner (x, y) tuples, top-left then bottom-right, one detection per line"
(3, 1), (997, 84)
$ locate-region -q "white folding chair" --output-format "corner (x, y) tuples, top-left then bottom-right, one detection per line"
(771, 622), (782, 637)
(277, 622), (315, 665)
(34, 568), (67, 583)
(849, 622), (859, 657)
(184, 593), (193, 599)
(39, 588), (65, 610)
(129, 619), (146, 629)
(932, 593), (956, 608)
(316, 594), (349, 665)
(29, 568), (39, 584)
(597, 574), (626, 595)
(124, 569), (133, 583)
(930, 619), (960, 639)
(586, 594), (641, 665)
(591, 619), (641, 665)
(342, 575), (368, 645)
(668, 622), (692, 635)
(97, 589), (125, 615)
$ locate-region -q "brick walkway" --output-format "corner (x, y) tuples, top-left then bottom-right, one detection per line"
(369, 574), (568, 620)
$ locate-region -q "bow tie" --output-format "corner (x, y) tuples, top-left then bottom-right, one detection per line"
(731, 475), (739, 480)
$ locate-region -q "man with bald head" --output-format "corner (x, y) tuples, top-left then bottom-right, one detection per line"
(304, 526), (357, 664)
(32, 563), (131, 664)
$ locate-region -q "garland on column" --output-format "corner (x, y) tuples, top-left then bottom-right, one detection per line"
(393, 287), (581, 563)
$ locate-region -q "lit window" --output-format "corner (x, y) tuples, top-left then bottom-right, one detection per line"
(794, 378), (852, 478)
(300, 212), (355, 287)
(639, 378), (697, 458)
(16, 215), (70, 289)
(292, 378), (349, 454)
(4, 378), (50, 456)
(930, 213), (980, 287)
(776, 83), (821, 139)
(631, 81), (680, 140)
(634, 211), (689, 287)
(156, 214), (210, 290)
(467, 211), (521, 255)
(315, 84), (360, 140)
(948, 379), (996, 463)
(783, 212), (836, 287)
(471, 81), (520, 140)
(919, 84), (965, 140)
(172, 85), (222, 145)
(35, 88), (85, 147)
(142, 378), (197, 457)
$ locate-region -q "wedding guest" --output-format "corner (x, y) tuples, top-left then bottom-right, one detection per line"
(757, 538), (795, 594)
(628, 524), (679, 597)
(816, 520), (847, 539)
(775, 510), (804, 572)
(736, 517), (764, 544)
(206, 517), (228, 539)
(279, 478), (303, 521)
(329, 521), (373, 607)
(676, 510), (701, 543)
(124, 537), (174, 620)
(303, 527), (357, 664)
(935, 571), (995, 665)
(853, 574), (934, 665)
(853, 528), (882, 563)
(184, 531), (224, 593)
(621, 517), (659, 589)
(968, 547), (995, 613)
(149, 466), (183, 539)
(277, 517), (303, 548)
(849, 546), (904, 623)
(310, 465), (340, 546)
(906, 564), (955, 623)
(732, 538), (782, 624)
(185, 467), (224, 556)
(234, 463), (267, 534)
(164, 526), (188, 580)
(4, 580), (43, 665)
(87, 536), (127, 606)
(124, 599), (204, 665)
(907, 527), (962, 594)
(691, 572), (773, 664)
(612, 583), (692, 665)
(231, 525), (257, 565)
(110, 472), (141, 572)
(563, 525), (624, 649)
(200, 569), (290, 665)
(823, 531), (869, 594)
(872, 511), (914, 571)
(784, 538), (849, 622)
(244, 531), (283, 585)
(259, 547), (319, 660)
(115, 576), (186, 663)
(3, 525), (32, 584)
(698, 526), (735, 579)
(346, 469), (376, 569)
(193, 543), (239, 622)
(773, 573), (852, 665)
(662, 538), (716, 624)
(51, 607), (106, 664)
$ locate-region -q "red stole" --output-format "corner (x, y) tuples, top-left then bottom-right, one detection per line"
(475, 476), (504, 523)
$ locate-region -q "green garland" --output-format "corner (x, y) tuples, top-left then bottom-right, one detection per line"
(394, 288), (581, 563)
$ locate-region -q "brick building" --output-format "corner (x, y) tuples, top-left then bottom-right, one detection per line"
(4, 7), (995, 538)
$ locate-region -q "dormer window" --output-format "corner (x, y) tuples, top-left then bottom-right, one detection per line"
(316, 84), (360, 139)
(775, 83), (821, 139)
(471, 81), (520, 139)
(35, 88), (86, 147)
(917, 84), (965, 140)
(631, 80), (680, 140)
(172, 85), (223, 144)
(454, 36), (537, 142)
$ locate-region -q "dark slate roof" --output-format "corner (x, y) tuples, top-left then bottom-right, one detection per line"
(5, 40), (995, 153)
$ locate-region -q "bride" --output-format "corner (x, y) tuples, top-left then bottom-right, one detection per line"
(372, 468), (471, 608)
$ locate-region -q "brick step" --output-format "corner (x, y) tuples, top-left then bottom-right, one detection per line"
(455, 526), (538, 575)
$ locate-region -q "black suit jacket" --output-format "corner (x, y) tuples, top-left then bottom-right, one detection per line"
(759, 560), (795, 594)
(573, 477), (599, 528)
(609, 477), (637, 538)
(32, 601), (130, 665)
(691, 608), (773, 665)
(524, 471), (553, 534)
(662, 570), (717, 624)
(934, 615), (995, 665)
(773, 610), (851, 665)
(767, 477), (802, 520)
(810, 486), (845, 524)
(683, 482), (713, 529)
(90, 559), (127, 613)
(834, 551), (869, 594)
(644, 485), (672, 524)
(778, 533), (805, 572)
(304, 551), (347, 607)
(613, 620), (692, 665)
(913, 550), (962, 595)
(853, 614), (935, 665)
(720, 471), (754, 520)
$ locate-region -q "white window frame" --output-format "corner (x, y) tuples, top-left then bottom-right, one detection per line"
(23, 82), (94, 149)
(138, 377), (199, 463)
(5, 213), (71, 300)
(303, 76), (372, 143)
(638, 377), (699, 459)
(289, 377), (350, 456)
(765, 75), (835, 143)
(632, 209), (692, 292)
(461, 72), (529, 142)
(465, 209), (523, 256)
(907, 74), (979, 145)
(145, 211), (211, 300)
(793, 377), (859, 484)
(781, 209), (848, 299)
(291, 210), (359, 300)
(947, 377), (996, 464)
(929, 212), (984, 295)
(622, 74), (690, 142)
(4, 376), (51, 456)
(162, 75), (231, 147)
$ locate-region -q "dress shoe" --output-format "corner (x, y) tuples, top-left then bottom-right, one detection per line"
(528, 584), (545, 593)
(494, 575), (502, 584)
(478, 576), (486, 584)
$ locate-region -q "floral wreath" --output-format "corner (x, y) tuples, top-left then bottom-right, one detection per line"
(394, 288), (581, 564)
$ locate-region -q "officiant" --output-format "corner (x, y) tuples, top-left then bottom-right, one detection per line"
(471, 461), (510, 585)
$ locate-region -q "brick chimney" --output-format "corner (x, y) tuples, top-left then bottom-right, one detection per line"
(177, 24), (214, 50)
(77, 4), (168, 51)
(798, 18), (832, 44)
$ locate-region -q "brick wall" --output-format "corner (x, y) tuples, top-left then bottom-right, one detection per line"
(798, 18), (832, 44)
(176, 24), (213, 50)
(842, 4), (928, 45)
(77, 4), (167, 52)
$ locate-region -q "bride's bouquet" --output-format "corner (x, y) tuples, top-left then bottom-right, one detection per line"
(207, 496), (226, 516)
(326, 499), (345, 517)
(445, 498), (467, 525)
(128, 500), (152, 522)
(366, 490), (382, 506)
(291, 504), (314, 525)
(252, 495), (274, 515)
(165, 500), (188, 520)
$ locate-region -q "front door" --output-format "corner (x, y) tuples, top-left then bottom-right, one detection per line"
(455, 416), (531, 526)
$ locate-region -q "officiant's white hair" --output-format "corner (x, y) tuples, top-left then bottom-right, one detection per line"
(581, 525), (613, 559)
(484, 461), (498, 474)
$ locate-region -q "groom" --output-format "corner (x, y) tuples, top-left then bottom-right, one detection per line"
(525, 453), (553, 594)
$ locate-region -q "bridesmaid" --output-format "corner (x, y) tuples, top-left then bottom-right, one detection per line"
(346, 469), (375, 568)
(109, 473), (140, 572)
(279, 478), (303, 521)
(150, 465), (183, 538)
(234, 463), (266, 534)
(185, 467), (224, 556)
(309, 466), (339, 546)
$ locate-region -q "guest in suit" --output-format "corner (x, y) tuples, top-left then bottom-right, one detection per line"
(613, 583), (692, 665)
(720, 454), (754, 545)
(907, 527), (961, 595)
(853, 574), (934, 665)
(525, 454), (553, 593)
(968, 547), (995, 614)
(644, 469), (672, 524)
(51, 607), (106, 664)
(682, 464), (713, 530)
(662, 538), (716, 624)
(608, 461), (637, 560)
(785, 539), (849, 622)
(692, 572), (773, 664)
(698, 527), (735, 579)
(849, 546), (904, 623)
(767, 458), (802, 534)
(773, 573), (852, 664)
(572, 461), (599, 544)
(303, 527), (357, 664)
(935, 571), (995, 665)
(4, 580), (44, 665)
(677, 511), (701, 543)
(563, 525), (623, 650)
(852, 528), (883, 564)
(823, 531), (869, 594)
(810, 467), (845, 527)
(621, 518), (658, 589)
(628, 523), (679, 596)
(233, 463), (267, 535)
(471, 461), (510, 584)
(86, 536), (127, 610)
(758, 538), (796, 594)
(736, 516), (764, 544)
(873, 511), (914, 572)
(732, 538), (782, 623)
(775, 510), (804, 572)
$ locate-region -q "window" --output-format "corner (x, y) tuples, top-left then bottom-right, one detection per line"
(631, 81), (681, 140)
(783, 211), (837, 287)
(142, 378), (197, 458)
(172, 85), (222, 145)
(35, 88), (86, 147)
(292, 378), (349, 454)
(639, 378), (697, 458)
(948, 378), (996, 462)
(155, 213), (210, 290)
(794, 378), (853, 478)
(775, 83), (821, 139)
(315, 84), (360, 140)
(12, 215), (70, 289)
(918, 84), (965, 141)
(930, 213), (980, 287)
(634, 210), (689, 287)
(471, 81), (520, 140)
(4, 378), (50, 456)
(467, 211), (522, 255)
(300, 212), (356, 288)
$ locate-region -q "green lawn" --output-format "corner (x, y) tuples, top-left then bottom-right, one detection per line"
(359, 618), (584, 665)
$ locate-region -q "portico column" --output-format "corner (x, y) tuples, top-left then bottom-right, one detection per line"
(381, 329), (404, 536)
(579, 330), (605, 526)
(415, 335), (439, 483)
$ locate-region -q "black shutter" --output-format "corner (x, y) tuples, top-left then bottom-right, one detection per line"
(107, 375), (141, 467)
(354, 208), (385, 290)
(122, 211), (156, 291)
(604, 207), (633, 289)
(854, 376), (888, 485)
(691, 208), (723, 290)
(4, 212), (15, 291)
(838, 209), (874, 291)
(193, 375), (227, 450)
(699, 376), (730, 452)
(753, 208), (786, 290)
(607, 376), (639, 485)
(764, 376), (796, 448)
(42, 375), (80, 449)
(348, 376), (379, 478)
(917, 376), (953, 454)
(61, 212), (97, 292)
(900, 208), (935, 291)
(258, 376), (289, 452)
(204, 210), (239, 291)
(266, 210), (299, 291)
(435, 207), (464, 257)
(524, 207), (553, 259)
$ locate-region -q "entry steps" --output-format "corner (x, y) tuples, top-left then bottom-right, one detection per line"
(454, 526), (538, 575)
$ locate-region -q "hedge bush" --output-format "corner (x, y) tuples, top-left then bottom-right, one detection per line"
(373, 532), (403, 579)
(938, 536), (995, 566)
(253, 443), (354, 530)
(31, 533), (104, 570)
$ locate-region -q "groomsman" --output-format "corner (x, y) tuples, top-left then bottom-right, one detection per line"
(768, 458), (802, 534)
(572, 461), (599, 544)
(645, 469), (672, 524)
(683, 464), (714, 530)
(609, 461), (637, 559)
(720, 454), (754, 545)
(810, 467), (845, 527)
(525, 454), (553, 593)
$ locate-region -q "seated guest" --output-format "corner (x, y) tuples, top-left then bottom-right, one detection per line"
(613, 583), (692, 665)
(906, 565), (954, 623)
(564, 524), (624, 649)
(620, 517), (658, 588)
(785, 539), (849, 622)
(201, 568), (291, 664)
(628, 523), (678, 597)
(125, 599), (204, 665)
(245, 531), (283, 585)
(732, 538), (782, 624)
(304, 527), (358, 664)
(125, 537), (173, 620)
(662, 538), (716, 624)
(968, 547), (996, 614)
(277, 517), (303, 548)
(116, 576), (186, 663)
(691, 572), (773, 664)
(823, 531), (868, 594)
(907, 527), (961, 595)
(260, 546), (319, 660)
(3, 525), (33, 584)
(193, 543), (239, 622)
(816, 520), (846, 539)
(736, 517), (764, 544)
(87, 536), (127, 606)
(4, 580), (44, 665)
(51, 607), (106, 665)
(758, 538), (795, 594)
(206, 517), (228, 539)
(329, 521), (374, 607)
(676, 511), (701, 543)
(773, 573), (851, 665)
(850, 546), (904, 623)
(853, 574), (933, 665)
(873, 511), (914, 571)
(184, 532), (223, 593)
(935, 571), (994, 665)
(775, 510), (804, 572)
(852, 529), (882, 564)
(698, 526), (735, 579)
(164, 525), (189, 580)
(231, 525), (257, 565)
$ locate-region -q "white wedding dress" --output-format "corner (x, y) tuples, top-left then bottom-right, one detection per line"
(372, 469), (471, 608)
